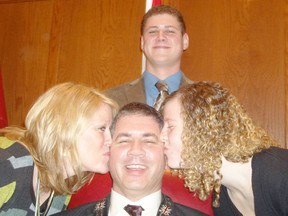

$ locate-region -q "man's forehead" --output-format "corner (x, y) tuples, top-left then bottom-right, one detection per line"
(114, 131), (160, 139)
(146, 14), (178, 23)
(117, 114), (157, 122)
(114, 115), (161, 130)
(144, 21), (181, 32)
(146, 24), (178, 29)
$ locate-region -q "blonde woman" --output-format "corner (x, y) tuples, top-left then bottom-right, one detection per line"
(161, 81), (288, 216)
(0, 82), (117, 216)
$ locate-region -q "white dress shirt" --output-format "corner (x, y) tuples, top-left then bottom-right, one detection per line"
(109, 189), (162, 216)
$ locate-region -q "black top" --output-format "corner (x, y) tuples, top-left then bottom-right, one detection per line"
(213, 147), (288, 216)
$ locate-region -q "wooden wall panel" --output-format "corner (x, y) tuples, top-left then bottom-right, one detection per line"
(0, 0), (287, 148)
(0, 0), (145, 126)
(0, 0), (54, 125)
(165, 0), (286, 147)
(53, 0), (144, 88)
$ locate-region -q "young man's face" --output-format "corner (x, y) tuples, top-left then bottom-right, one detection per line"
(141, 14), (189, 67)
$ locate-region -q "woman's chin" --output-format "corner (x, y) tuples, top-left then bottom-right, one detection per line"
(167, 162), (180, 169)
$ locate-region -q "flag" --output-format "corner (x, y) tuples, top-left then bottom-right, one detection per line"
(145, 0), (162, 12)
(152, 0), (162, 7)
(0, 68), (7, 128)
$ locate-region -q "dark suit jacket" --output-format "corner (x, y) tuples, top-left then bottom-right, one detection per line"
(54, 193), (208, 216)
(105, 75), (193, 108)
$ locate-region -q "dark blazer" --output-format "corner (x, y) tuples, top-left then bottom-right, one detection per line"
(54, 193), (208, 216)
(105, 75), (193, 108)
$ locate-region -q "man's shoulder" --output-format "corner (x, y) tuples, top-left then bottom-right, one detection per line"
(104, 77), (145, 107)
(105, 78), (143, 94)
(162, 194), (208, 216)
(54, 195), (110, 216)
(181, 74), (194, 86)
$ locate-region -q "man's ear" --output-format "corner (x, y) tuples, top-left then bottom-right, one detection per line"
(183, 33), (189, 50)
(140, 36), (144, 51)
(164, 154), (169, 170)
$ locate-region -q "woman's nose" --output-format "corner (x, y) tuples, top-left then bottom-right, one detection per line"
(105, 132), (112, 147)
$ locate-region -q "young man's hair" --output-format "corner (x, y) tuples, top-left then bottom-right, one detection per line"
(141, 5), (187, 35)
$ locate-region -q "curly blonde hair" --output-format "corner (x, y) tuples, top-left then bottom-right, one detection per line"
(0, 82), (118, 195)
(162, 81), (278, 207)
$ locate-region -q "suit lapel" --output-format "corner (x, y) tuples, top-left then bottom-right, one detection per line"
(93, 195), (110, 216)
(126, 77), (146, 103)
(180, 74), (193, 87)
(157, 194), (174, 216)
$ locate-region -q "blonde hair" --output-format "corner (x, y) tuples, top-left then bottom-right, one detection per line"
(0, 82), (118, 195)
(162, 81), (278, 207)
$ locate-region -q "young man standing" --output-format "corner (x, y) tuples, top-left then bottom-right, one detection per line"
(105, 5), (192, 110)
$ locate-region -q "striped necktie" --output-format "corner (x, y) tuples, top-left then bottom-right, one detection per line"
(153, 81), (169, 111)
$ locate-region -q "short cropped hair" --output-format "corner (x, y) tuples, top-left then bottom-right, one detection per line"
(141, 5), (187, 35)
(110, 102), (163, 135)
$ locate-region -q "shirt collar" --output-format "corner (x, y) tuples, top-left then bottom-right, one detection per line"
(143, 70), (183, 95)
(109, 189), (162, 216)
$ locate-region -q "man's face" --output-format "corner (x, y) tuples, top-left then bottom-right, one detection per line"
(141, 14), (189, 67)
(109, 114), (165, 201)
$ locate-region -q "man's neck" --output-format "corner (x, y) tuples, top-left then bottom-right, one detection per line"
(145, 65), (180, 80)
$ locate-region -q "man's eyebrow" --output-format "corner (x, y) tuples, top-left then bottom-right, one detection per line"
(113, 133), (131, 139)
(142, 133), (159, 139)
(146, 25), (178, 30)
(114, 132), (159, 139)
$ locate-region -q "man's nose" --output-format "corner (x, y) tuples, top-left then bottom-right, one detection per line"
(127, 140), (145, 156)
(156, 30), (166, 41)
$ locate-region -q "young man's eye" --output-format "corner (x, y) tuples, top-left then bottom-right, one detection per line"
(148, 30), (157, 34)
(166, 30), (175, 33)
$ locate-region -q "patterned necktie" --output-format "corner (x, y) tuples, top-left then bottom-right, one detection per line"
(124, 204), (144, 216)
(153, 81), (169, 111)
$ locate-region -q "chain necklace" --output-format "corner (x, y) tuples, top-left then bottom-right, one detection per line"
(34, 176), (55, 216)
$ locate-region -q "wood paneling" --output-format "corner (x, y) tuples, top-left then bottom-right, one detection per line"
(165, 0), (286, 147)
(0, 0), (46, 4)
(0, 0), (145, 126)
(0, 0), (54, 125)
(0, 0), (287, 148)
(54, 0), (144, 87)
